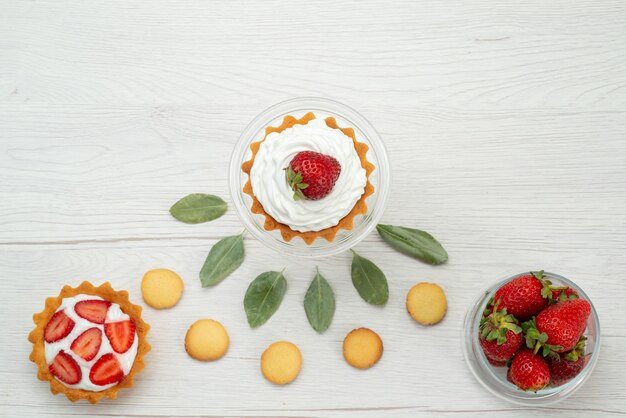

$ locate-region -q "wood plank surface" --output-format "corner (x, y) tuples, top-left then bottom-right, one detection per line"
(1, 0), (625, 417)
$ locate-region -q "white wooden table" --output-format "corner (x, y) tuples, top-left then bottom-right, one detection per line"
(2, 1), (625, 417)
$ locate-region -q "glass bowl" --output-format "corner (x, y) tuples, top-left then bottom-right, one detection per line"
(462, 271), (600, 405)
(229, 97), (391, 258)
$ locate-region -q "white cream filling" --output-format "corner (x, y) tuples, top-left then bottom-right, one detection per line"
(43, 294), (139, 392)
(250, 118), (367, 232)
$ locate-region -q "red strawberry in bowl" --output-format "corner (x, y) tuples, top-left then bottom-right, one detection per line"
(286, 151), (341, 201)
(508, 348), (551, 391)
(547, 336), (590, 386)
(479, 302), (522, 364)
(548, 355), (589, 387)
(493, 270), (554, 321)
(525, 298), (591, 354)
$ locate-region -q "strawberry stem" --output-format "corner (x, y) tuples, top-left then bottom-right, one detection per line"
(285, 166), (309, 201)
(480, 300), (522, 345)
(532, 269), (572, 303)
(564, 336), (587, 362)
(522, 317), (564, 357)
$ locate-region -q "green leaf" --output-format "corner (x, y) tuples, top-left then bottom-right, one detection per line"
(303, 267), (336, 333)
(244, 270), (287, 328)
(199, 234), (245, 287)
(170, 193), (227, 224)
(350, 250), (389, 305)
(376, 224), (448, 265)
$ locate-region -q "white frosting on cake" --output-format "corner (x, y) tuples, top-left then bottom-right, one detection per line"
(43, 294), (138, 391)
(250, 118), (367, 232)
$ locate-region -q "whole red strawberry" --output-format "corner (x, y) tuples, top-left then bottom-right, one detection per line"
(286, 151), (341, 200)
(493, 271), (552, 321)
(547, 336), (588, 386)
(534, 299), (591, 353)
(508, 348), (551, 391)
(548, 355), (589, 386)
(480, 329), (522, 364)
(479, 303), (522, 364)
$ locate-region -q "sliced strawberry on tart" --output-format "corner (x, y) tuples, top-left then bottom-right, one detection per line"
(44, 310), (75, 343)
(105, 320), (136, 354)
(90, 353), (125, 386)
(70, 327), (102, 361)
(29, 281), (150, 403)
(49, 350), (82, 385)
(75, 299), (111, 324)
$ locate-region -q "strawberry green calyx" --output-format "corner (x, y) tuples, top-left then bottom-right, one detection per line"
(552, 286), (579, 303)
(480, 300), (522, 345)
(556, 291), (578, 303)
(564, 336), (587, 362)
(482, 296), (494, 317)
(531, 270), (577, 304)
(285, 167), (309, 201)
(522, 318), (563, 358)
(531, 270), (555, 301)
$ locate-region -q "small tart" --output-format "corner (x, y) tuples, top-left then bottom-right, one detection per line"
(28, 281), (150, 403)
(242, 112), (375, 244)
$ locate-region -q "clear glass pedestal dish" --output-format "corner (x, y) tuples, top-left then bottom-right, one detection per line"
(229, 97), (391, 258)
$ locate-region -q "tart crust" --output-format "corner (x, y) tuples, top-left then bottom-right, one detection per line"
(242, 112), (375, 244)
(28, 281), (151, 403)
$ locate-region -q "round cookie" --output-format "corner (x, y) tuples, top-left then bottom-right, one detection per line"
(141, 268), (184, 309)
(185, 319), (229, 361)
(406, 282), (447, 325)
(261, 341), (302, 385)
(342, 328), (383, 369)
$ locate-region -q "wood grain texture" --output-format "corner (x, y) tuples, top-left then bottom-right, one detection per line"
(1, 0), (625, 417)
